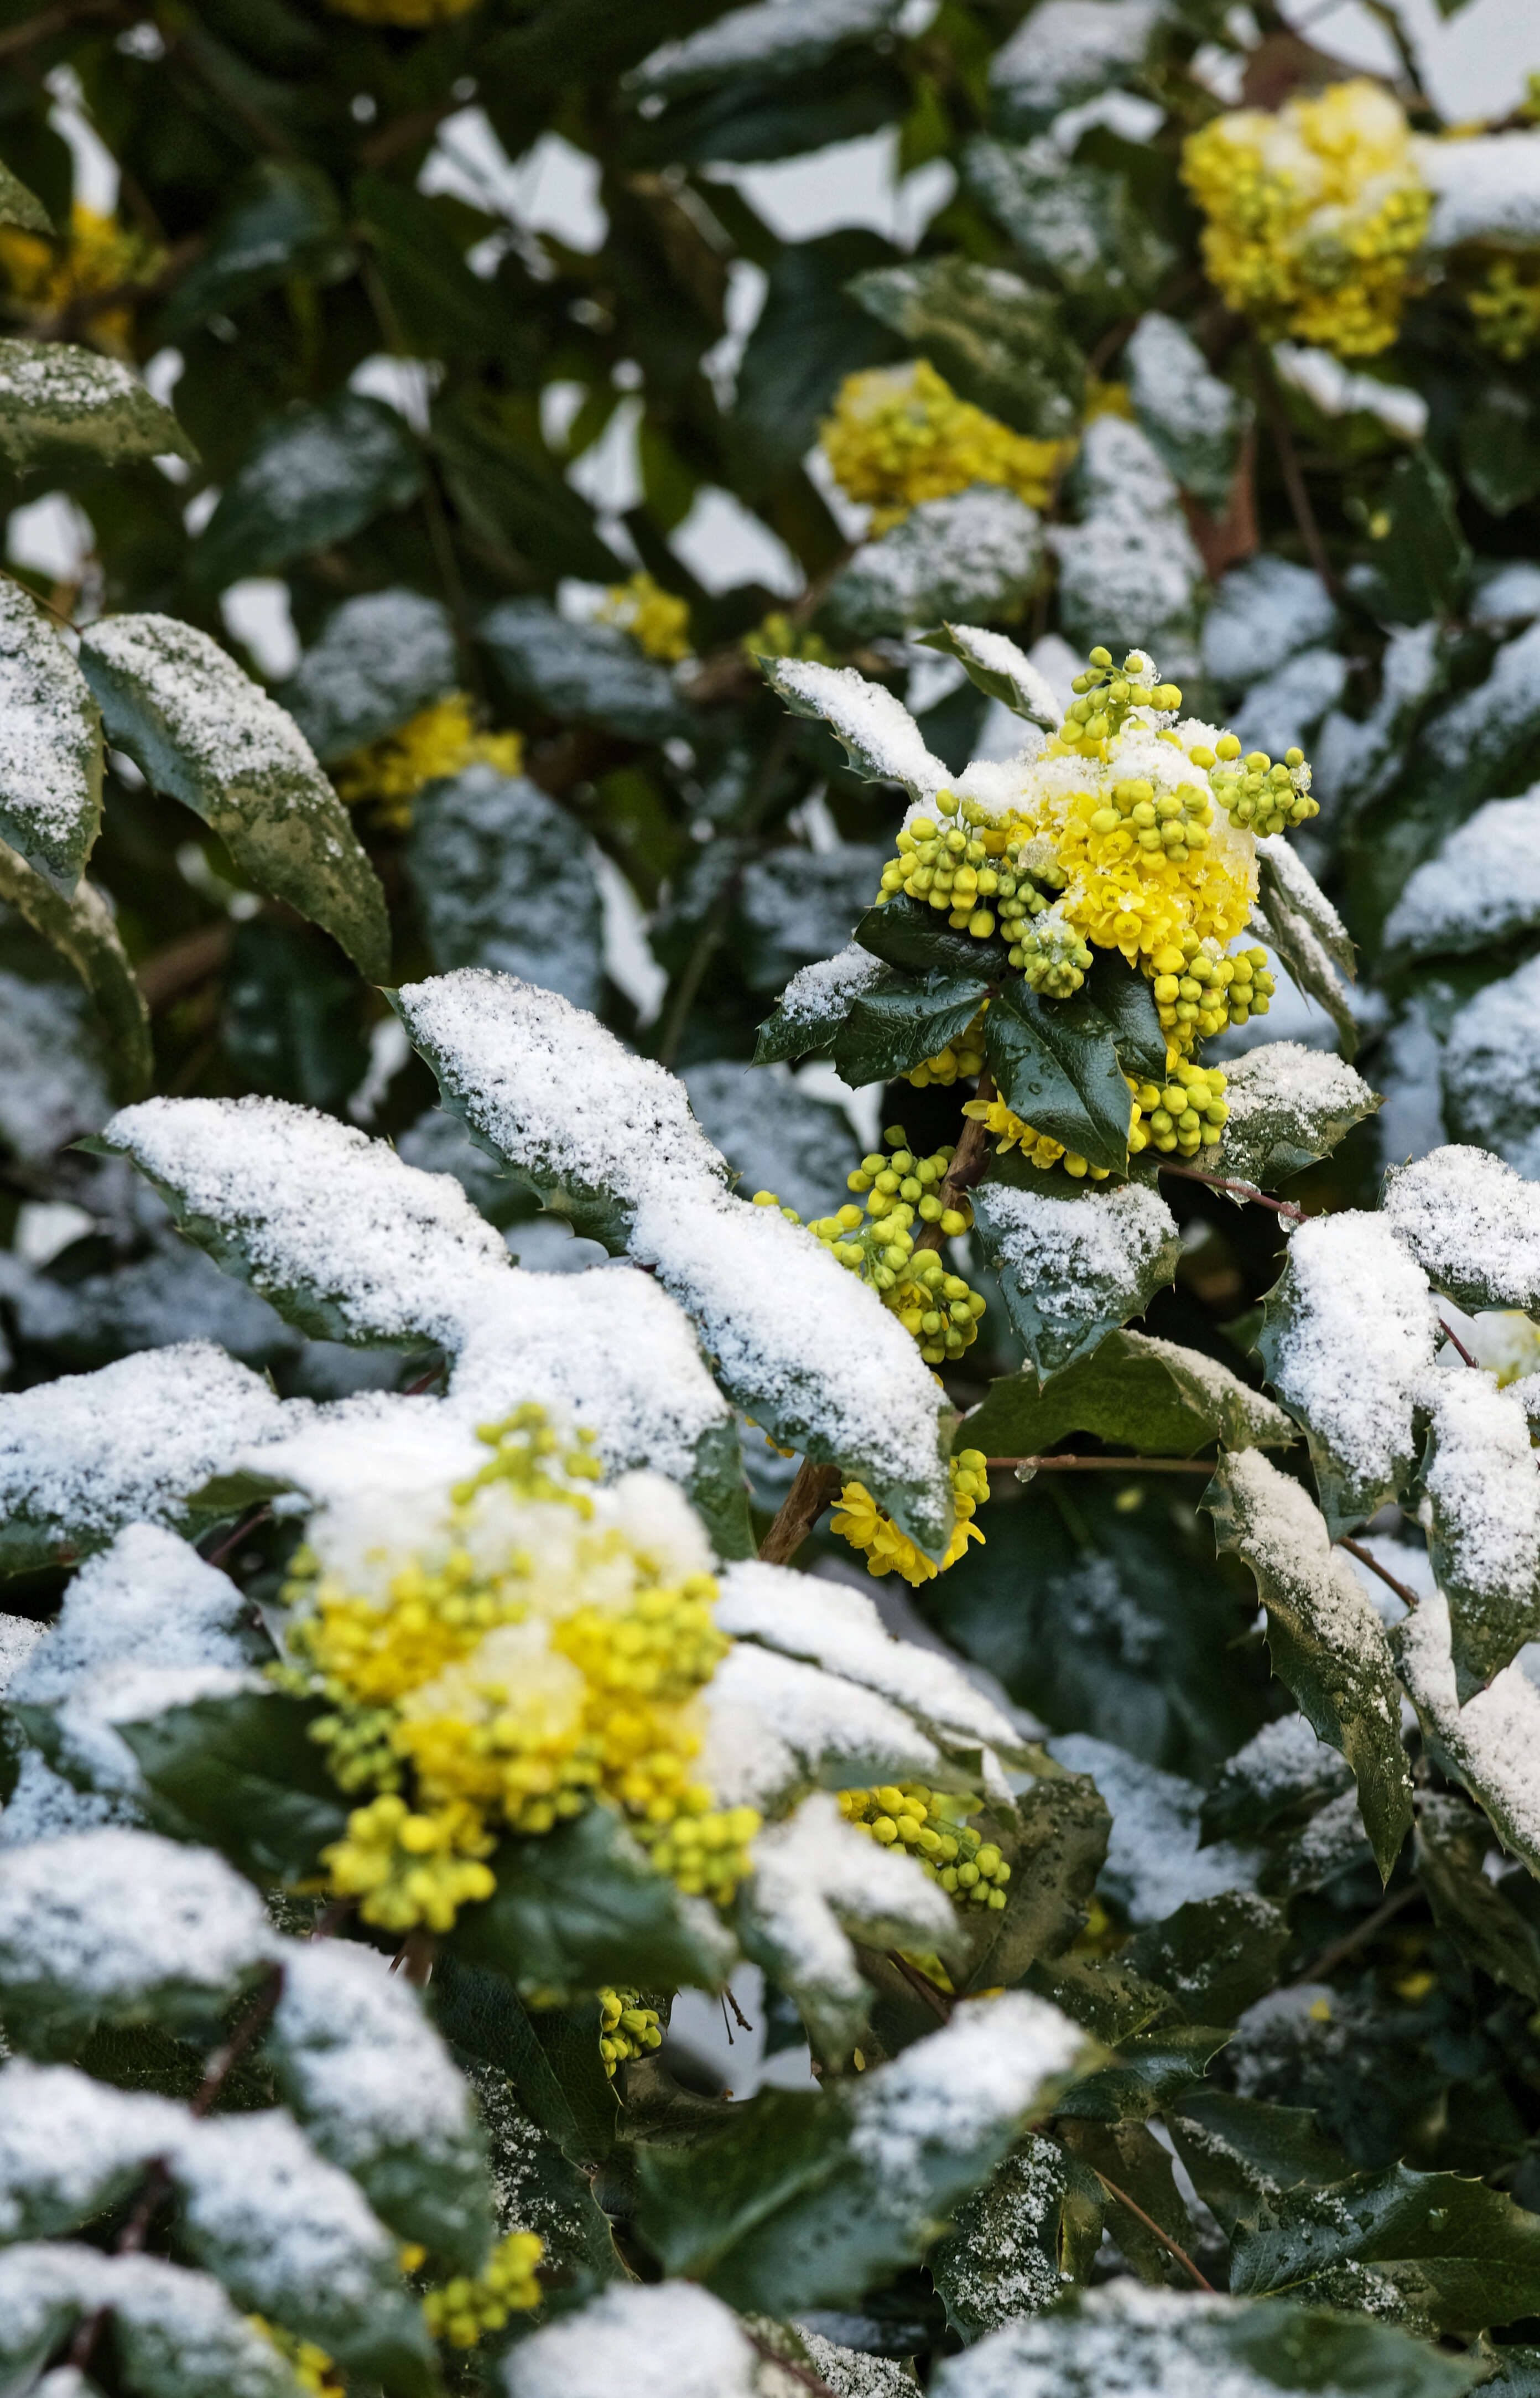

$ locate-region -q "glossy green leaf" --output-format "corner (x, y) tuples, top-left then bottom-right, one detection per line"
(1458, 383), (1540, 518)
(623, 51), (908, 168)
(0, 339), (196, 472)
(120, 1692), (350, 1886)
(933, 2134), (1096, 2337)
(1231, 2161), (1540, 2336)
(1413, 1792), (1540, 2002)
(431, 1955), (620, 2173)
(753, 953), (885, 1065)
(1199, 1045), (1380, 1193)
(0, 575), (101, 892)
(1121, 1891), (1291, 2027)
(962, 138), (1174, 320)
(1053, 2024), (1231, 2122)
(1201, 1717), (1354, 1847)
(847, 257), (1084, 442)
(1166, 2089), (1351, 2238)
(0, 835), (150, 1099)
(919, 620), (1060, 730)
(159, 160), (351, 335)
(759, 655), (945, 798)
(449, 1806), (730, 2001)
(278, 589), (456, 764)
(1350, 450), (1471, 629)
(823, 485), (1045, 642)
(0, 158), (51, 233)
(78, 615), (389, 983)
(963, 1328), (1296, 1461)
(353, 171), (495, 360)
(983, 979), (1132, 1174)
(687, 1417), (755, 1561)
(731, 228), (904, 490)
(1206, 1449), (1413, 1881)
(1084, 947), (1168, 1084)
(1027, 1950), (1175, 2046)
(480, 597), (681, 741)
(191, 393), (420, 588)
(220, 916), (371, 1117)
(854, 894), (1011, 983)
(1057, 2117), (1195, 2285)
(407, 766), (604, 1013)
(832, 968), (988, 1086)
(437, 400), (627, 584)
(974, 1180), (1183, 1379)
(962, 1771), (1109, 1994)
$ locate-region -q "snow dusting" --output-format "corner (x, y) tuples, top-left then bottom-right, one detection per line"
(1397, 1594), (1540, 1867)
(505, 2280), (759, 2398)
(931, 2280), (1340, 2398)
(773, 943), (885, 1036)
(1203, 557), (1338, 689)
(759, 657), (948, 800)
(0, 2243), (300, 2396)
(1383, 1144), (1540, 1312)
(1050, 1733), (1261, 1923)
(1383, 786), (1540, 956)
(848, 1994), (1086, 2195)
(990, 0), (1164, 123)
(1419, 130), (1540, 252)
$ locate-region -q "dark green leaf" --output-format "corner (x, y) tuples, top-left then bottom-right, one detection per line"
(0, 578), (101, 892)
(1199, 1045), (1380, 1193)
(121, 1692), (349, 1886)
(1167, 2089), (1351, 2237)
(436, 399), (626, 585)
(1057, 2117), (1195, 2284)
(963, 1328), (1296, 1462)
(1414, 1380), (1540, 1699)
(962, 1771), (1109, 1994)
(731, 229), (904, 491)
(159, 160), (351, 336)
(449, 1807), (729, 2001)
(1458, 383), (1540, 518)
(1027, 1950), (1175, 2044)
(78, 615), (390, 983)
(452, 2042), (623, 2283)
(1053, 2024), (1231, 2122)
(1206, 1450), (1413, 1880)
(1128, 312), (1251, 512)
(738, 847), (887, 990)
(479, 598), (681, 741)
(220, 916), (371, 1117)
(1201, 1717), (1354, 1847)
(754, 957), (879, 1066)
(919, 621), (1060, 730)
(430, 1955), (620, 2171)
(623, 51), (908, 168)
(962, 137), (1174, 320)
(0, 339), (196, 472)
(278, 589), (456, 764)
(0, 837), (150, 1099)
(407, 766), (605, 1013)
(983, 979), (1132, 1175)
(974, 1180), (1183, 1379)
(353, 172), (495, 360)
(192, 393), (420, 588)
(854, 894), (1011, 983)
(1414, 1793), (1540, 2002)
(932, 2134), (1090, 2337)
(1083, 947), (1168, 1084)
(687, 1418), (755, 1562)
(0, 158), (51, 233)
(1350, 450), (1471, 628)
(758, 654), (944, 797)
(1252, 842), (1360, 1058)
(1122, 1892), (1291, 2027)
(847, 257), (1084, 442)
(1231, 2161), (1540, 2336)
(833, 969), (988, 1086)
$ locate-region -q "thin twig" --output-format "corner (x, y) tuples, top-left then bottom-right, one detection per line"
(1288, 1880), (1419, 1986)
(1438, 1317), (1479, 1368)
(724, 1984), (753, 2032)
(988, 1454), (1216, 1475)
(1088, 2168), (1215, 2291)
(886, 1949), (953, 2022)
(1157, 1160), (1305, 1223)
(202, 1504), (271, 1572)
(1253, 344), (1340, 596)
(914, 1071), (995, 1257)
(0, 0), (124, 57)
(758, 1457), (842, 1564)
(744, 2331), (841, 2398)
(1337, 1534), (1422, 1615)
(136, 921), (233, 1014)
(1, 563), (76, 629)
(191, 1964), (284, 2116)
(655, 720), (794, 1068)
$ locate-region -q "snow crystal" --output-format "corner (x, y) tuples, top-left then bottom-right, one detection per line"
(1265, 1212), (1437, 1515)
(395, 971), (951, 1538)
(745, 1793), (956, 2044)
(761, 658), (948, 800)
(280, 588), (455, 764)
(103, 1095), (509, 1348)
(1418, 1369), (1540, 1676)
(633, 0), (897, 90)
(774, 944), (885, 1034)
(173, 2106), (400, 2328)
(975, 1181), (1179, 1357)
(0, 1612), (45, 1692)
(1050, 416), (1203, 669)
(0, 1828), (274, 2019)
(505, 2281), (759, 2398)
(1419, 130), (1540, 252)
(0, 2243), (298, 2396)
(1231, 648), (1349, 764)
(0, 972), (112, 1160)
(0, 577), (98, 874)
(849, 1993), (1085, 2194)
(1383, 1144), (1540, 1311)
(0, 1751), (133, 1848)
(795, 2326), (918, 2398)
(226, 1393), (485, 1571)
(1202, 556), (1338, 690)
(930, 2280), (1329, 2398)
(990, 0), (1164, 123)
(827, 485), (1044, 642)
(270, 1940), (481, 2183)
(706, 1642), (944, 1803)
(0, 1342), (288, 1556)
(1384, 785), (1540, 957)
(1397, 1592), (1540, 1864)
(1272, 343), (1427, 442)
(0, 2059), (180, 2239)
(1050, 1733), (1261, 1923)
(717, 1558), (1024, 1761)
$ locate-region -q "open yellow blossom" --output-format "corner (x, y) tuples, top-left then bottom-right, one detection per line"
(333, 695), (524, 832)
(1182, 80), (1429, 356)
(598, 571), (692, 662)
(832, 1450), (989, 1589)
(821, 360), (1074, 531)
(279, 1407), (756, 1933)
(0, 205), (164, 356)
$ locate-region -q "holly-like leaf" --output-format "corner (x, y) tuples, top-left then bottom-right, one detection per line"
(1121, 1892), (1291, 2027)
(0, 836), (150, 1099)
(1393, 1593), (1540, 1877)
(1083, 947), (1168, 1085)
(192, 393), (420, 586)
(1167, 2090), (1352, 2238)
(431, 1957), (620, 2173)
(753, 944), (887, 1066)
(449, 1806), (731, 2001)
(121, 1692), (350, 1887)
(823, 487), (1045, 642)
(1415, 1369), (1540, 1699)
(854, 895), (1007, 982)
(1383, 1145), (1540, 1317)
(78, 615), (389, 982)
(0, 577), (102, 892)
(1350, 450), (1471, 630)
(0, 338), (196, 471)
(919, 621), (1060, 730)
(962, 1771), (1110, 1995)
(1056, 2117), (1195, 2286)
(1200, 1042), (1380, 1193)
(1231, 2161), (1540, 2337)
(933, 2134), (1097, 2336)
(759, 655), (946, 798)
(963, 1328), (1297, 1462)
(1205, 1449), (1413, 1881)
(1414, 1792), (1540, 2002)
(847, 256), (1084, 442)
(480, 597), (682, 741)
(832, 968), (988, 1086)
(974, 1181), (1183, 1379)
(1127, 312), (1252, 513)
(1053, 2024), (1232, 2122)
(1252, 840), (1359, 1059)
(1200, 1715), (1353, 1848)
(160, 160), (352, 336)
(984, 979), (1133, 1174)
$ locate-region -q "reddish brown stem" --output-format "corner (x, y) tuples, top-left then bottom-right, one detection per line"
(1157, 1160), (1305, 1222)
(758, 1458), (842, 1564)
(988, 1454), (1215, 1475)
(1088, 2167), (1215, 2291)
(1289, 1879), (1419, 1986)
(914, 1071), (994, 1257)
(1336, 1534), (1421, 1615)
(886, 1949), (954, 2022)
(1438, 1317), (1479, 1368)
(202, 1505), (270, 1572)
(744, 2332), (841, 2398)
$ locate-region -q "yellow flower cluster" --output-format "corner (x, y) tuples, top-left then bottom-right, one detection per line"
(904, 1011), (986, 1089)
(599, 1985), (663, 2075)
(0, 205), (163, 356)
(1469, 258), (1540, 361)
(333, 695), (524, 832)
(327, 0), (480, 19)
(422, 2231), (544, 2348)
(1181, 80), (1430, 356)
(839, 1783), (1011, 1907)
(248, 2320), (342, 2395)
(821, 360), (1074, 531)
(961, 1091), (1115, 1182)
(831, 1449), (989, 1589)
(280, 1408), (756, 1932)
(598, 572), (691, 662)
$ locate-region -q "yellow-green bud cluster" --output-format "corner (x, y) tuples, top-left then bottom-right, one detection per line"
(839, 1782), (1012, 1907)
(599, 1985), (663, 2075)
(1147, 937), (1272, 1040)
(421, 2230), (544, 2347)
(1015, 909), (1094, 995)
(1196, 734), (1316, 834)
(903, 1009), (987, 1089)
(636, 1803), (760, 1902)
(881, 800), (1012, 940)
(1081, 771), (1215, 871)
(1128, 1057), (1230, 1156)
(1062, 645), (1183, 753)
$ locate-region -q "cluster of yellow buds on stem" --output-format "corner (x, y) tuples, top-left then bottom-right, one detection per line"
(1014, 907), (1094, 996)
(1127, 1058), (1230, 1157)
(879, 793), (1042, 942)
(904, 1008), (987, 1089)
(420, 2231), (544, 2347)
(1197, 736), (1315, 834)
(332, 695), (524, 832)
(961, 1092), (1113, 1181)
(839, 1783), (1012, 1908)
(599, 1986), (663, 2075)
(247, 2320), (342, 2395)
(820, 359), (1072, 530)
(1468, 259), (1540, 361)
(1064, 647), (1184, 745)
(1151, 938), (1273, 1041)
(597, 570), (692, 662)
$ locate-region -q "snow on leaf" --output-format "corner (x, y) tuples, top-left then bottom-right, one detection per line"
(1383, 1145), (1540, 1315)
(1206, 1449), (1412, 1879)
(1383, 785), (1540, 958)
(1257, 1212), (1438, 1536)
(0, 578), (102, 892)
(0, 2244), (304, 2397)
(824, 486), (1044, 643)
(1416, 1369), (1540, 1699)
(504, 2281), (759, 2398)
(757, 656), (948, 801)
(704, 1642), (946, 1813)
(739, 1792), (960, 2056)
(1201, 1041), (1378, 1193)
(279, 587), (456, 764)
(394, 970), (954, 1552)
(920, 621), (1059, 730)
(755, 942), (886, 1066)
(846, 1992), (1089, 2200)
(0, 834), (151, 1100)
(1443, 953), (1540, 1174)
(1395, 1595), (1540, 1875)
(1049, 1733), (1262, 1925)
(1127, 312), (1251, 513)
(1419, 129), (1540, 251)
(0, 2058), (182, 2240)
(631, 0), (901, 91)
(988, 0), (1166, 131)
(974, 1180), (1182, 1380)
(1203, 557), (1339, 689)
(1049, 417), (1204, 672)
(0, 338), (196, 472)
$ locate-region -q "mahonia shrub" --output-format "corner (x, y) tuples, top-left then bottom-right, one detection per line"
(7, 2), (1540, 2394)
